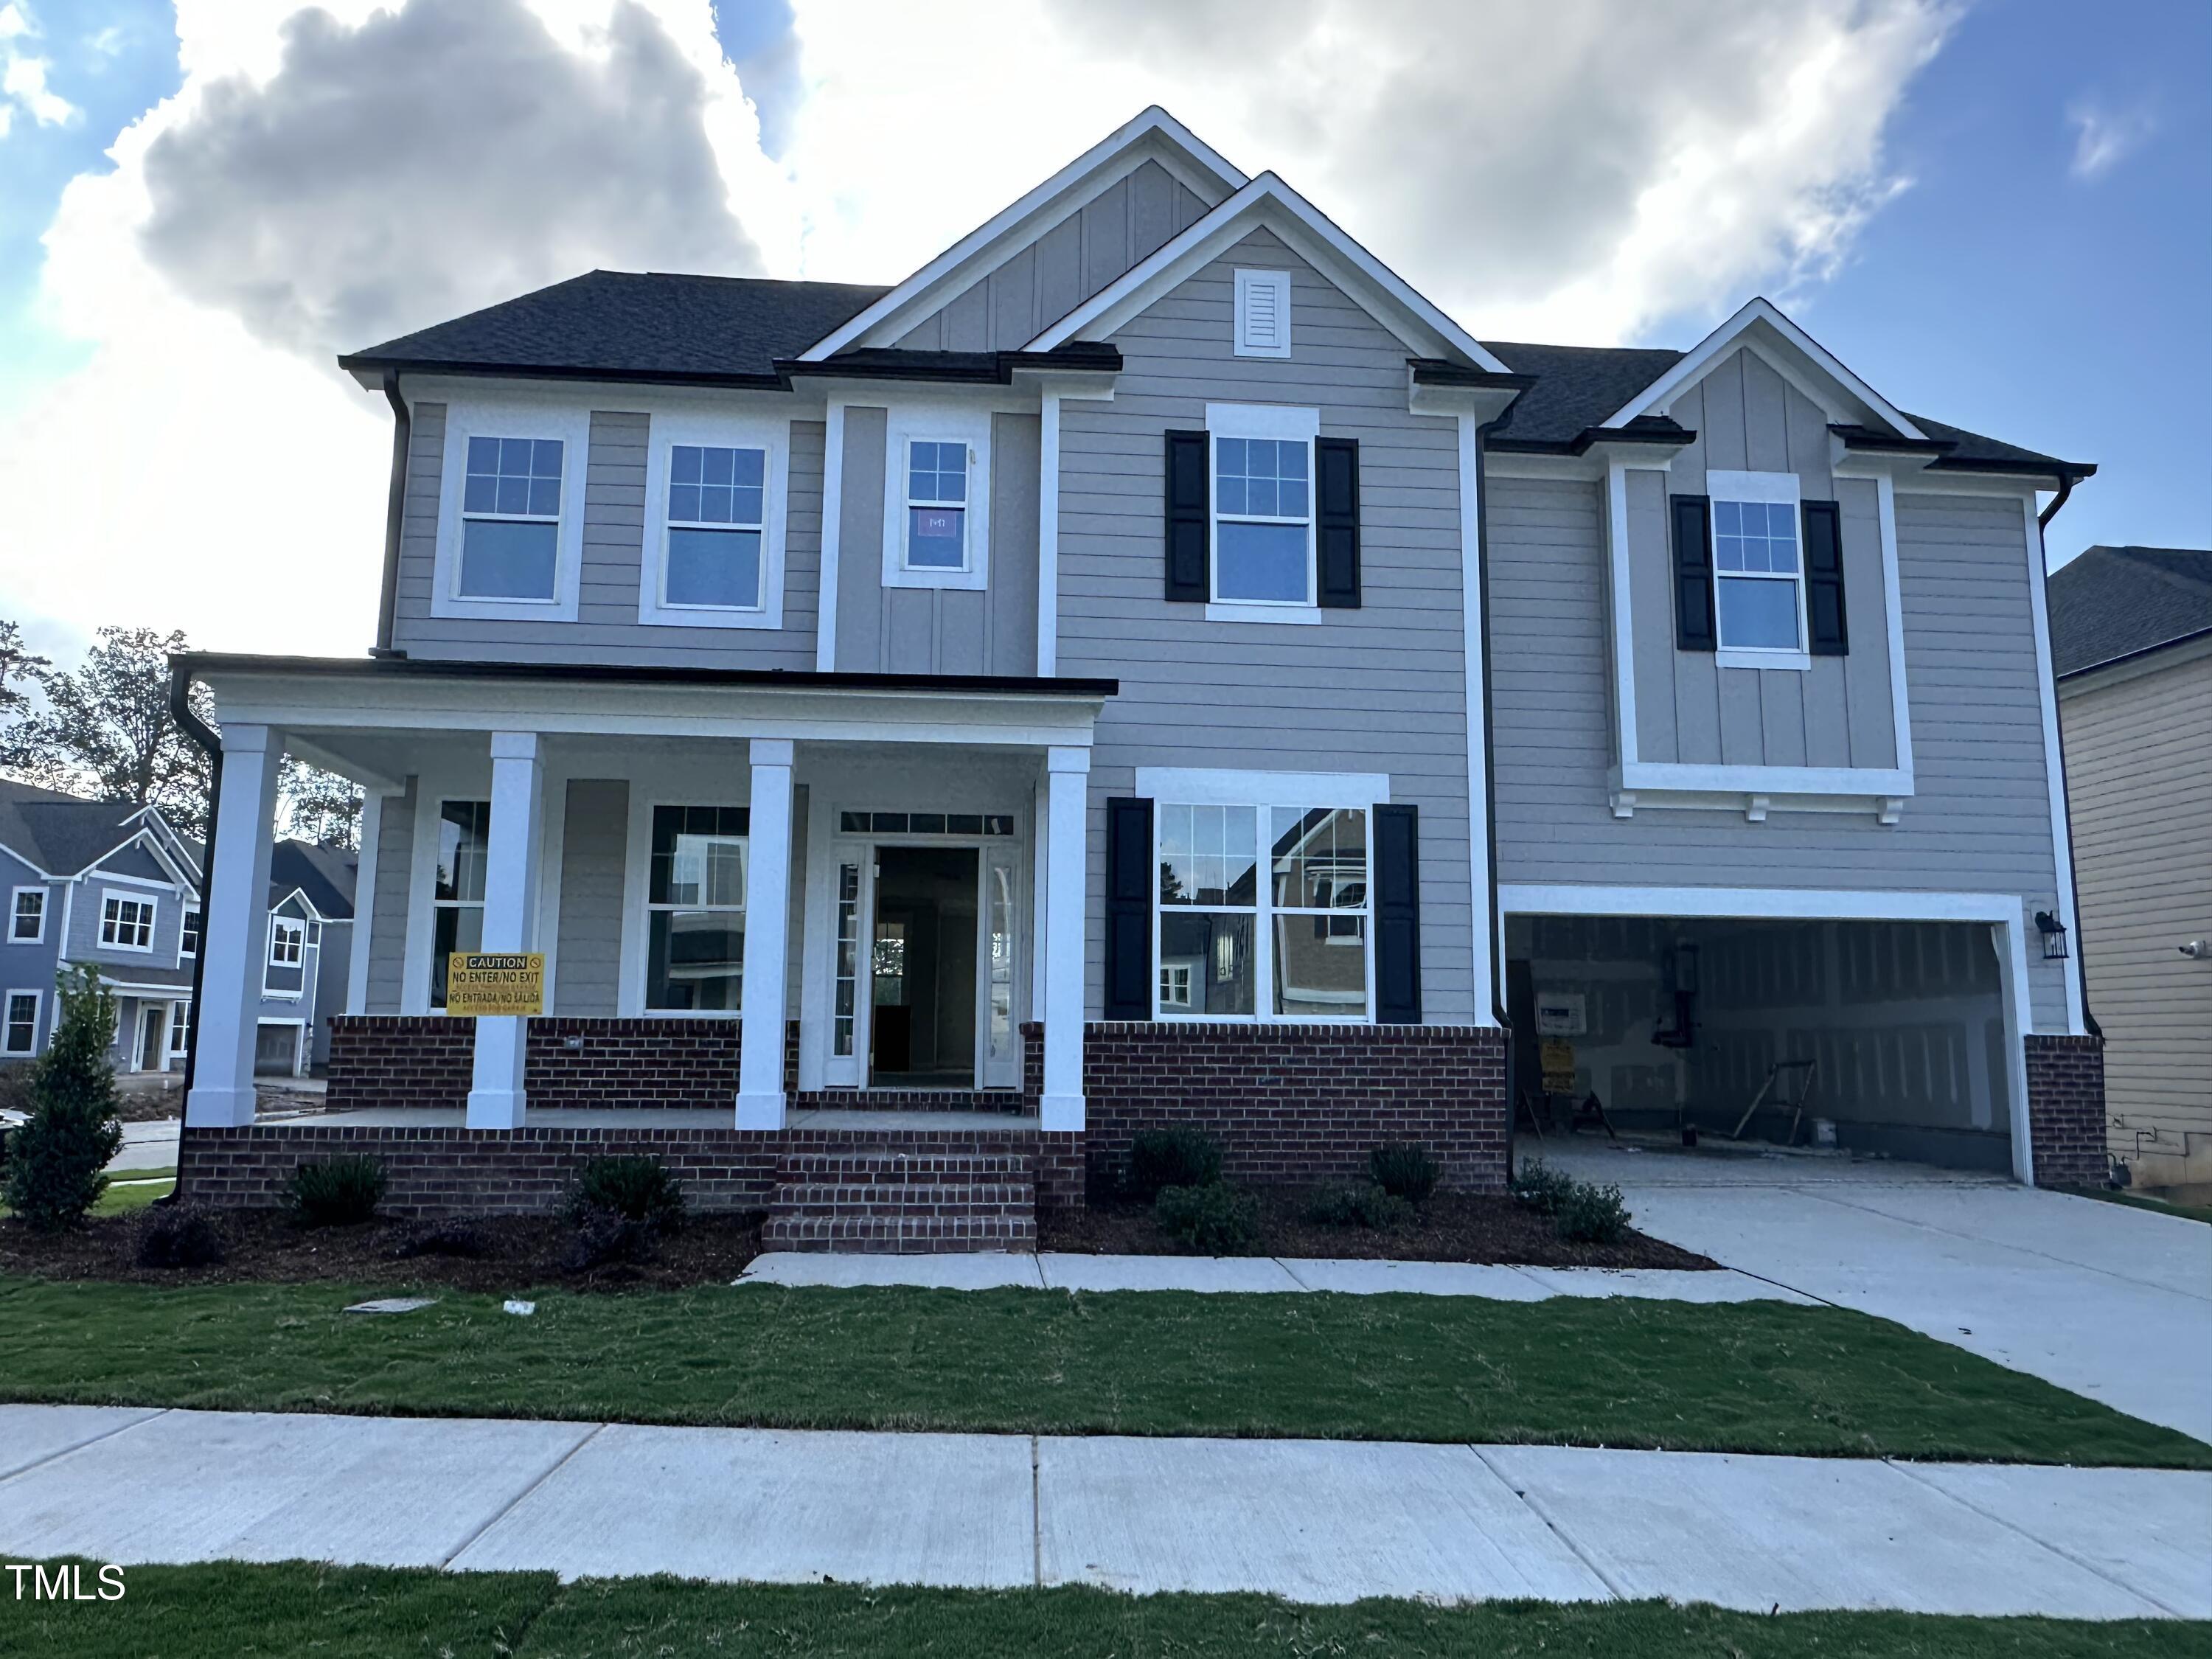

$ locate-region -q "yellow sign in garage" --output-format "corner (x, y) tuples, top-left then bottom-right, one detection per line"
(445, 953), (545, 1017)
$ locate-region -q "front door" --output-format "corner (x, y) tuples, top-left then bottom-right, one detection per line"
(137, 1005), (166, 1073)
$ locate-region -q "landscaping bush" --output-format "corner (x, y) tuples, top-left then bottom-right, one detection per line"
(567, 1156), (686, 1231)
(133, 1202), (227, 1269)
(1368, 1142), (1439, 1203)
(1554, 1178), (1630, 1245)
(287, 1155), (388, 1227)
(1509, 1157), (1575, 1216)
(562, 1208), (661, 1273)
(1154, 1183), (1261, 1253)
(1303, 1183), (1413, 1231)
(1, 965), (125, 1232)
(1126, 1127), (1222, 1200)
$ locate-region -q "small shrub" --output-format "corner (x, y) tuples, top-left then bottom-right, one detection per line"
(1127, 1127), (1222, 1200)
(389, 1220), (490, 1260)
(2, 966), (125, 1232)
(1303, 1183), (1413, 1231)
(1368, 1142), (1439, 1203)
(562, 1207), (661, 1273)
(568, 1156), (686, 1232)
(133, 1202), (227, 1269)
(288, 1155), (388, 1227)
(1509, 1157), (1575, 1216)
(1555, 1179), (1630, 1245)
(1154, 1182), (1261, 1253)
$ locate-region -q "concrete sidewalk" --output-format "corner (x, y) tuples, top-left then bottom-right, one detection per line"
(738, 1251), (1810, 1302)
(1, 1405), (2204, 1616)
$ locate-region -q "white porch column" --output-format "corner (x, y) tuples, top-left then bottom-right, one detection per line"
(737, 737), (795, 1129)
(1041, 745), (1089, 1131)
(186, 723), (282, 1127)
(466, 732), (544, 1130)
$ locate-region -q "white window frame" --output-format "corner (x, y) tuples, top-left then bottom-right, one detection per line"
(268, 914), (306, 975)
(1203, 402), (1321, 622)
(1234, 268), (1293, 358)
(168, 998), (192, 1057)
(178, 905), (201, 960)
(1138, 768), (1387, 1026)
(881, 403), (992, 592)
(9, 886), (44, 944)
(625, 797), (751, 1019)
(2, 988), (38, 1054)
(431, 398), (590, 622)
(426, 796), (493, 1014)
(1707, 469), (1812, 671)
(99, 889), (157, 953)
(639, 411), (790, 629)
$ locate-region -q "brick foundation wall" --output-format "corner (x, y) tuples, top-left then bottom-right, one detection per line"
(326, 1016), (799, 1111)
(1079, 1021), (1510, 1196)
(2025, 1033), (2107, 1188)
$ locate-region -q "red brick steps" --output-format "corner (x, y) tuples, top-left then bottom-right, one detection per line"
(763, 1131), (1038, 1253)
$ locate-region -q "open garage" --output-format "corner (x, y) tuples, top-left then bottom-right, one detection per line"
(1503, 908), (2031, 1177)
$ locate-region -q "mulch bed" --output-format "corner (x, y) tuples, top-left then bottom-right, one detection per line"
(0, 1209), (768, 1293)
(1040, 1189), (1717, 1270)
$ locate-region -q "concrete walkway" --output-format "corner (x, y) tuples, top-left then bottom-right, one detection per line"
(1531, 1139), (2212, 1444)
(739, 1251), (1809, 1303)
(1, 1405), (2203, 1615)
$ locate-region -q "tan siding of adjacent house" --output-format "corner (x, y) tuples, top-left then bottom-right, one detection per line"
(2060, 641), (2212, 1181)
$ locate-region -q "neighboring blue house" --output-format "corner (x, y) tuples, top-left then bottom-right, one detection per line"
(0, 779), (355, 1079)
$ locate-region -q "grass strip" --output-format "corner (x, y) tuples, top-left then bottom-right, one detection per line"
(0, 1561), (2195, 1659)
(2072, 1186), (2212, 1226)
(1, 1274), (2205, 1467)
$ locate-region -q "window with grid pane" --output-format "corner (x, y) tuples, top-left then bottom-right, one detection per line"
(430, 800), (490, 1010)
(1213, 436), (1312, 603)
(1711, 497), (1804, 651)
(664, 444), (766, 608)
(459, 435), (564, 600)
(3, 992), (35, 1054)
(905, 439), (969, 570)
(100, 893), (155, 950)
(647, 805), (748, 1012)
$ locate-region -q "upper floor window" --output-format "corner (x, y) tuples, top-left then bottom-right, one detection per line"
(268, 916), (306, 969)
(179, 907), (201, 959)
(905, 440), (970, 571)
(1214, 436), (1312, 605)
(101, 891), (156, 951)
(1705, 470), (1807, 661)
(429, 799), (490, 1011)
(433, 401), (588, 622)
(1234, 268), (1292, 358)
(459, 437), (564, 600)
(665, 445), (766, 609)
(10, 887), (44, 944)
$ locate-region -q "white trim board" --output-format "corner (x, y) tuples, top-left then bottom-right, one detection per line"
(636, 408), (790, 630)
(1133, 768), (1390, 809)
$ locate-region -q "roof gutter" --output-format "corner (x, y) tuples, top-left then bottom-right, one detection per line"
(2033, 475), (2101, 1042)
(1472, 414), (1519, 1153)
(372, 372), (408, 657)
(166, 659), (223, 1206)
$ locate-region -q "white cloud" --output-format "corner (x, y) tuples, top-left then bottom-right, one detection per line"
(1, 0), (1952, 667)
(2067, 97), (2155, 182)
(0, 1), (80, 135)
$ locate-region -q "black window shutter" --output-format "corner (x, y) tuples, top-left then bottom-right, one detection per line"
(1801, 499), (1848, 655)
(1671, 493), (1716, 652)
(1103, 796), (1155, 1020)
(1163, 431), (1208, 602)
(1315, 436), (1360, 608)
(1374, 803), (1421, 1024)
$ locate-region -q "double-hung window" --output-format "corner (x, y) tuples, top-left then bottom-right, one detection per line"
(429, 800), (490, 1011)
(179, 908), (201, 959)
(170, 1000), (192, 1057)
(459, 437), (565, 601)
(1205, 404), (1320, 611)
(9, 887), (44, 944)
(905, 440), (970, 571)
(1155, 802), (1371, 1020)
(269, 917), (305, 969)
(3, 990), (36, 1054)
(646, 805), (748, 1012)
(1707, 470), (1807, 659)
(881, 408), (991, 591)
(664, 445), (766, 609)
(100, 892), (156, 951)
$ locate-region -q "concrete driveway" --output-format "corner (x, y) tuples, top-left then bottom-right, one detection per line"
(1528, 1137), (2212, 1445)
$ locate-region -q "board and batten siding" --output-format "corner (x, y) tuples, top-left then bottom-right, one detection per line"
(362, 778), (414, 1015)
(893, 160), (1209, 352)
(1488, 476), (2070, 1032)
(553, 779), (627, 1017)
(2060, 644), (2212, 1155)
(832, 410), (1040, 675)
(1058, 226), (1480, 1022)
(1639, 349), (1898, 768)
(389, 405), (827, 671)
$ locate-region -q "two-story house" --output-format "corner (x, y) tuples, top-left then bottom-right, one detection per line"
(170, 109), (2103, 1243)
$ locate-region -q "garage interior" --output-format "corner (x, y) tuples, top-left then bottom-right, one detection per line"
(1505, 914), (2017, 1175)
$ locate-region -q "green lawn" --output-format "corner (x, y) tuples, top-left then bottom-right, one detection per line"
(0, 1562), (2194, 1659)
(2, 1275), (2205, 1467)
(2075, 1186), (2212, 1226)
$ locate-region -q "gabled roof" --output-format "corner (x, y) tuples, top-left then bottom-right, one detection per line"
(341, 271), (889, 388)
(1026, 170), (1512, 373)
(2048, 546), (2212, 678)
(799, 106), (1247, 362)
(269, 839), (358, 922)
(0, 780), (158, 880)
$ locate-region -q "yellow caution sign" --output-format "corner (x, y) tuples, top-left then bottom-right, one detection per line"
(445, 953), (545, 1017)
(1539, 1038), (1578, 1095)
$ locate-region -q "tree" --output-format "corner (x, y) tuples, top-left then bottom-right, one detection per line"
(279, 756), (365, 852)
(2, 964), (125, 1231)
(0, 619), (51, 772)
(10, 626), (212, 835)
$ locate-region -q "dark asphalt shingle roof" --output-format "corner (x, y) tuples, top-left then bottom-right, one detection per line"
(271, 839), (357, 920)
(341, 272), (2085, 476)
(2048, 546), (2212, 677)
(0, 780), (150, 878)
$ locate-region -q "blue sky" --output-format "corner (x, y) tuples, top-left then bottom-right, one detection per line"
(0, 0), (2201, 662)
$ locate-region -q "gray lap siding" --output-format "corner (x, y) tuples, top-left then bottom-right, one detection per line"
(1059, 227), (1479, 1023)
